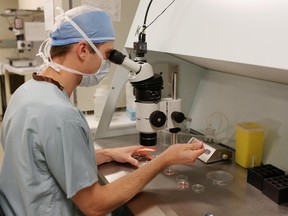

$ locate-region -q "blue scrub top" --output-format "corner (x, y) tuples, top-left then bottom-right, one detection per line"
(0, 79), (98, 215)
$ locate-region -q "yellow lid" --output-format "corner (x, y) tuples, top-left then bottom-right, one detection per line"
(236, 122), (264, 131)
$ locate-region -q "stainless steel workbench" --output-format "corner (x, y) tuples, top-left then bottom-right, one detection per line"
(95, 133), (288, 216)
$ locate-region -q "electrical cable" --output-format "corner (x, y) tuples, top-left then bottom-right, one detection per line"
(138, 0), (153, 43)
(143, 0), (153, 25)
(4, 17), (13, 30)
(144, 0), (176, 32)
(139, 0), (176, 41)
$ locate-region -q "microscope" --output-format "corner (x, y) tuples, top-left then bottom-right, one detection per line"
(6, 16), (36, 67)
(8, 16), (32, 54)
(13, 29), (32, 53)
(107, 16), (232, 162)
(9, 27), (35, 67)
(109, 48), (186, 146)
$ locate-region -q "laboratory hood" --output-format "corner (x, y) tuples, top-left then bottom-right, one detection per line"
(125, 0), (288, 84)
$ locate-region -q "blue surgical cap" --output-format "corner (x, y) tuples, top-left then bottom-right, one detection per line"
(50, 6), (115, 46)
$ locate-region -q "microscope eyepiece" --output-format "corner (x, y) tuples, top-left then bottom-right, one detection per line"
(109, 49), (125, 65)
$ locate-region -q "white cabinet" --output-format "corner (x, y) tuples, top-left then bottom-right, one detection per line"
(126, 0), (288, 84)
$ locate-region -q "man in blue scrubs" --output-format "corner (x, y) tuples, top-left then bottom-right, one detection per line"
(0, 5), (205, 216)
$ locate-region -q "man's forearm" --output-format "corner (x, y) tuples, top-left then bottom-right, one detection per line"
(91, 153), (168, 215)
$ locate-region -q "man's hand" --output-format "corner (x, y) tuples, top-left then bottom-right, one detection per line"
(96, 146), (157, 166)
(160, 140), (205, 167)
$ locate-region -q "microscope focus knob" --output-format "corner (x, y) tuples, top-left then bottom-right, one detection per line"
(149, 111), (166, 128)
(171, 111), (185, 123)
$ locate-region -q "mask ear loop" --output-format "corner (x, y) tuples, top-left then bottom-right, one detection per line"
(36, 38), (52, 73)
(44, 40), (93, 75)
(36, 33), (99, 76)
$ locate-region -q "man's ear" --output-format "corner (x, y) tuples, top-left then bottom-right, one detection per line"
(77, 41), (89, 60)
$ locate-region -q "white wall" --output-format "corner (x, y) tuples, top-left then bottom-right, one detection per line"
(18, 0), (44, 10)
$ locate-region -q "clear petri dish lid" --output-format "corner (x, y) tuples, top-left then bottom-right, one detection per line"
(192, 184), (205, 193)
(206, 170), (234, 185)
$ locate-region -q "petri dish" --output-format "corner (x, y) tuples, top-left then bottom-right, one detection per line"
(177, 179), (190, 190)
(176, 175), (188, 182)
(176, 175), (190, 190)
(206, 170), (234, 185)
(192, 184), (205, 193)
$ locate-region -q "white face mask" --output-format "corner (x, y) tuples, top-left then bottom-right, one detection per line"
(79, 59), (111, 87)
(37, 7), (111, 86)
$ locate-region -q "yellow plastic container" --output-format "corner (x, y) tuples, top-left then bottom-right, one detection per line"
(235, 122), (265, 168)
